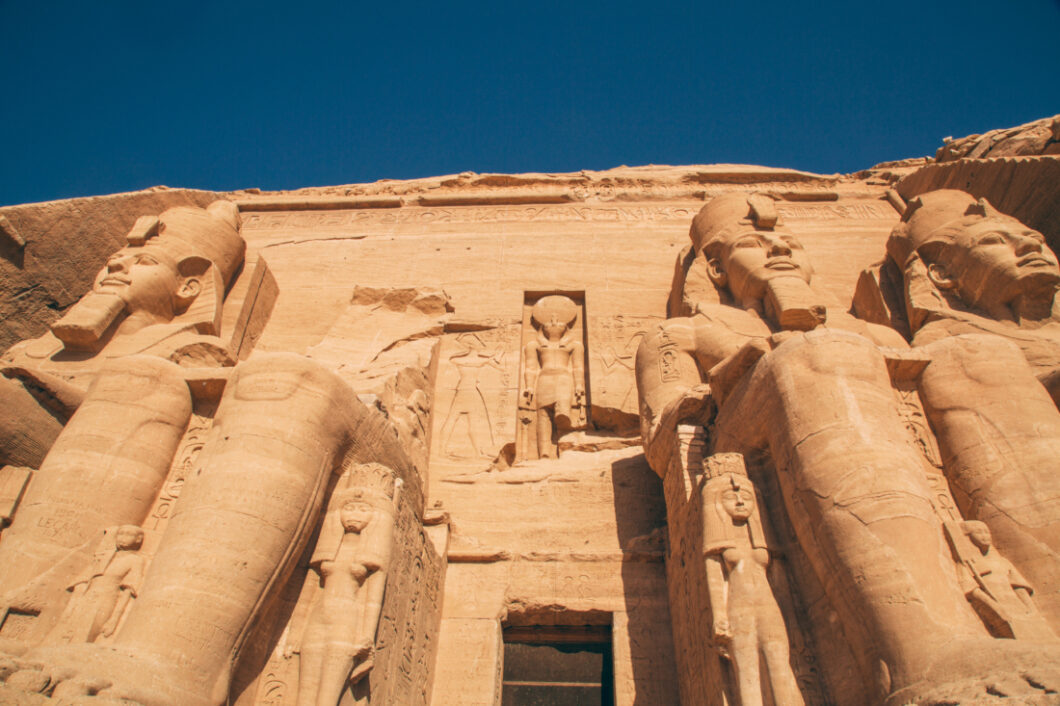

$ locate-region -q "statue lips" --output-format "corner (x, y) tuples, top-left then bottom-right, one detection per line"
(97, 276), (131, 288)
(1018, 254), (1056, 269)
(765, 257), (799, 271)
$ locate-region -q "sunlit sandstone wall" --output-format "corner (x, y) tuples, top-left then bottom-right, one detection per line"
(0, 163), (909, 705)
(224, 167), (901, 706)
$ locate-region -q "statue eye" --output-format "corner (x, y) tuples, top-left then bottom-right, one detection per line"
(782, 237), (802, 249)
(976, 233), (1005, 246)
(135, 255), (159, 265)
(733, 236), (761, 249)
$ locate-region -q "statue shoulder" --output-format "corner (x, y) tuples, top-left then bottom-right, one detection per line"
(827, 309), (910, 348)
(2, 331), (64, 366)
(137, 328), (236, 368)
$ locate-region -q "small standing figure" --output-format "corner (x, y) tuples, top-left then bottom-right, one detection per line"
(957, 520), (1058, 642)
(48, 525), (144, 645)
(439, 333), (503, 459)
(520, 295), (585, 460)
(701, 455), (804, 706)
(297, 464), (397, 706)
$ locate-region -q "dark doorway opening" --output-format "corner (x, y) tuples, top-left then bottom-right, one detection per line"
(501, 624), (615, 706)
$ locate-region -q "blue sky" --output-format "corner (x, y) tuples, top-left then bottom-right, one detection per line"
(1, 0), (1057, 206)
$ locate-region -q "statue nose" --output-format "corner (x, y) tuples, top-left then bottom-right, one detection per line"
(107, 257), (130, 273)
(768, 238), (792, 256)
(1015, 235), (1043, 255)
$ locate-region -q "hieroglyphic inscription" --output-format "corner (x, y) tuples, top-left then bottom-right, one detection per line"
(257, 668), (288, 706)
(143, 411), (214, 541)
(776, 202), (893, 220)
(242, 205), (702, 231)
(656, 326), (681, 383)
(590, 316), (653, 416)
(366, 490), (444, 706)
(892, 382), (944, 470)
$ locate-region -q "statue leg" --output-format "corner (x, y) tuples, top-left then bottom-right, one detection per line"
(536, 407), (554, 458)
(0, 356), (190, 644)
(756, 593), (803, 706)
(469, 387), (494, 454)
(296, 602), (327, 706)
(314, 642), (356, 706)
(916, 334), (1060, 631)
(715, 330), (993, 698)
(22, 354), (390, 706)
(728, 609), (763, 706)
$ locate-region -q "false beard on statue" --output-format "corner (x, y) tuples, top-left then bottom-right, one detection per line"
(763, 276), (826, 331)
(50, 292), (126, 350)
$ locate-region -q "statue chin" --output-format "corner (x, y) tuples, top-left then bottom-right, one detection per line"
(763, 276), (827, 331)
(1015, 268), (1060, 295)
(50, 293), (125, 350)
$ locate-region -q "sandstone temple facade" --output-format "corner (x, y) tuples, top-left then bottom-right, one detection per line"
(0, 115), (1059, 706)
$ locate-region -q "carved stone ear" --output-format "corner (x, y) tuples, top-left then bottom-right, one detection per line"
(176, 277), (202, 305)
(175, 255), (211, 309)
(706, 257), (728, 289)
(926, 263), (958, 290)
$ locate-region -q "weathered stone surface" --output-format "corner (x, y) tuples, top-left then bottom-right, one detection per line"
(897, 155), (1060, 253)
(3, 115), (1060, 706)
(934, 114), (1060, 162)
(0, 188), (225, 352)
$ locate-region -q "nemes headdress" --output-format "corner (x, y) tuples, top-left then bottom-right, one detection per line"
(887, 189), (1006, 266)
(669, 193), (783, 315)
(129, 201), (244, 282)
(689, 192), (780, 255)
(127, 200), (245, 334)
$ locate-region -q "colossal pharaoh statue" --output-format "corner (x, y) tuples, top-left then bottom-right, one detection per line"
(884, 188), (1060, 399)
(866, 189), (1060, 630)
(0, 201), (245, 469)
(0, 203), (424, 706)
(636, 192), (1060, 704)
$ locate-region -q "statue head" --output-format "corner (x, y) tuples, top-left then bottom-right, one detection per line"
(719, 475), (755, 524)
(531, 295), (578, 342)
(115, 525), (144, 551)
(51, 200), (245, 349)
(313, 463), (398, 565)
(340, 498), (373, 533)
(691, 193), (813, 305)
(889, 190), (1059, 319)
(700, 453), (769, 553)
(961, 520), (993, 552)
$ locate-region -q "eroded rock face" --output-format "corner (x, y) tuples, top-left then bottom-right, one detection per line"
(2, 116), (1060, 706)
(935, 114), (1060, 162)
